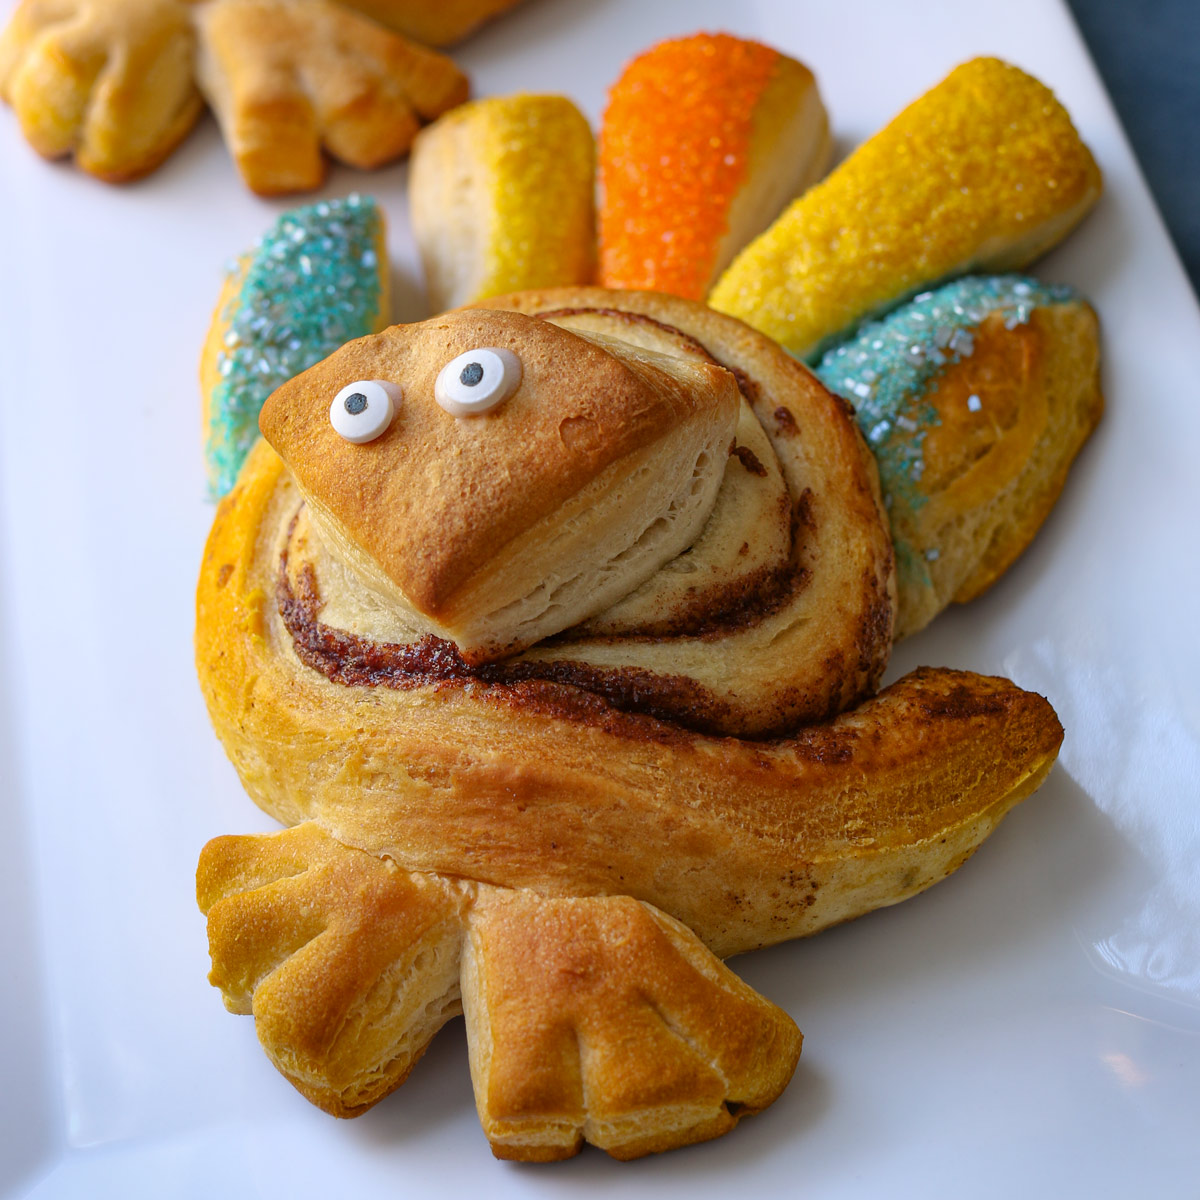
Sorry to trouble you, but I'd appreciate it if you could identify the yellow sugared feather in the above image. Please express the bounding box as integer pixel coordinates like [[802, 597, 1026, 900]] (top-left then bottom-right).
[[410, 93, 596, 311], [708, 57, 1101, 361]]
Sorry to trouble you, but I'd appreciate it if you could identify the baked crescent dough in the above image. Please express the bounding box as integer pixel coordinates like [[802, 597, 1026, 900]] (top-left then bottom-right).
[[196, 288, 1063, 1158], [709, 57, 1101, 361], [598, 32, 830, 300], [409, 93, 596, 311], [193, 0, 469, 194], [336, 0, 526, 46], [199, 821, 468, 1116], [260, 307, 744, 665], [199, 822, 803, 1158], [1, 0, 476, 189], [0, 0, 203, 180], [813, 276, 1104, 638], [258, 295, 894, 733], [461, 288, 896, 734]]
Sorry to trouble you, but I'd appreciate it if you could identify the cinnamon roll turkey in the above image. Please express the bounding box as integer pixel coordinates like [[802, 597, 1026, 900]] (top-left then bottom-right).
[[196, 287, 1063, 1160]]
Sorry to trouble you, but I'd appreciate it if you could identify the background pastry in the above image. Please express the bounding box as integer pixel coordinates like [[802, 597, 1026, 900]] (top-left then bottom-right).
[[409, 93, 595, 311], [0, 0, 202, 181], [598, 32, 830, 300], [814, 275, 1104, 638], [337, 0, 526, 46], [194, 0, 468, 194], [709, 57, 1102, 361], [0, 0, 476, 190]]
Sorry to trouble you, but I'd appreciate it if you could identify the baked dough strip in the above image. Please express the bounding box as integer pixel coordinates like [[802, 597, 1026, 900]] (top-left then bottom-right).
[[199, 823, 802, 1160], [198, 435, 1061, 959]]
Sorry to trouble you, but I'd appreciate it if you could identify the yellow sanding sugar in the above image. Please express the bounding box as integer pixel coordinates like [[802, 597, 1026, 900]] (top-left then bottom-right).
[[708, 57, 1101, 361], [473, 94, 596, 299]]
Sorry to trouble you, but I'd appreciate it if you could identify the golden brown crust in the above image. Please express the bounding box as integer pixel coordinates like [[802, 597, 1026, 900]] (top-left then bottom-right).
[[256, 288, 895, 732], [951, 302, 1104, 600], [553, 310, 791, 638], [193, 0, 468, 195], [336, 0, 525, 46], [199, 824, 800, 1157], [259, 307, 741, 658], [0, 0, 203, 181], [890, 299, 1104, 636], [466, 288, 894, 734], [261, 287, 892, 734], [196, 287, 1065, 1154], [198, 438, 1062, 958], [1, 0, 473, 189], [199, 821, 467, 1116], [462, 888, 801, 1161]]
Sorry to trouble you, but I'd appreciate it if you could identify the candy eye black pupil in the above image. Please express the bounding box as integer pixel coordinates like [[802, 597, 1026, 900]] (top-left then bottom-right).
[[343, 392, 368, 415], [460, 362, 484, 387]]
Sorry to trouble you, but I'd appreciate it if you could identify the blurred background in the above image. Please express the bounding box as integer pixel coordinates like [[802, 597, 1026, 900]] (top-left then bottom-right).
[[1066, 0, 1199, 295]]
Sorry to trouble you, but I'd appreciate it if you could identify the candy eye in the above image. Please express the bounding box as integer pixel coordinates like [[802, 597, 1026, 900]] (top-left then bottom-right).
[[435, 348, 522, 417], [329, 379, 400, 443]]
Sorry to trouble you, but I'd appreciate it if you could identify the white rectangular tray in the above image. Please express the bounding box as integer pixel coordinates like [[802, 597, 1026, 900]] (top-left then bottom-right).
[[2, 0, 1198, 1195]]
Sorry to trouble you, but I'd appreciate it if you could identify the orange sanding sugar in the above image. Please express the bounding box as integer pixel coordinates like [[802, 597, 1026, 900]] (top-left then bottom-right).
[[598, 33, 780, 301]]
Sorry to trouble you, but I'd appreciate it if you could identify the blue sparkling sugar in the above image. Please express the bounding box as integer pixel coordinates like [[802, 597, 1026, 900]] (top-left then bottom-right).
[[205, 194, 384, 497], [815, 275, 1077, 508], [813, 274, 1078, 589]]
